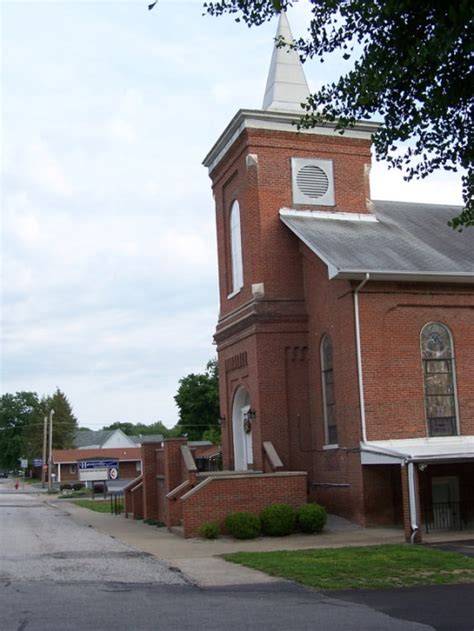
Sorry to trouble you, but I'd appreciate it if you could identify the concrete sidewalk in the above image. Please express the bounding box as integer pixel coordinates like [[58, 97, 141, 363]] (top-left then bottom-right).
[[39, 495, 408, 587]]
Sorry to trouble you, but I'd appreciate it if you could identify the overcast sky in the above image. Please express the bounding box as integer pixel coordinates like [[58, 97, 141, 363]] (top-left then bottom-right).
[[1, 0, 464, 429]]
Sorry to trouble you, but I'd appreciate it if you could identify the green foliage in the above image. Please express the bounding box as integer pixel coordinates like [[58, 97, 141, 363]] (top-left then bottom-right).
[[199, 521, 220, 539], [226, 511, 261, 539], [202, 426, 221, 445], [204, 1, 473, 229], [74, 499, 121, 513], [46, 389, 78, 450], [296, 503, 327, 534], [260, 504, 295, 537], [0, 392, 43, 469], [102, 419, 181, 438], [174, 358, 220, 441]]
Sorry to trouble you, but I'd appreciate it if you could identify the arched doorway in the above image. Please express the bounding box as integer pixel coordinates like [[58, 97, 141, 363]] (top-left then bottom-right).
[[232, 386, 253, 470]]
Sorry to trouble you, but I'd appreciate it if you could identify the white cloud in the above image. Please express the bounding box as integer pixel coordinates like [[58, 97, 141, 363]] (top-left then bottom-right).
[[1, 0, 464, 429]]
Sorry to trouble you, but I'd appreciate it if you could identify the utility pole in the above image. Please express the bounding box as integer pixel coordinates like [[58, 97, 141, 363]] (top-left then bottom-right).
[[47, 409, 55, 491], [41, 416, 47, 489]]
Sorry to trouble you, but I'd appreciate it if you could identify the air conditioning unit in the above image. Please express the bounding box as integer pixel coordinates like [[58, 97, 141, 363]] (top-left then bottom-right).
[[291, 158, 335, 206]]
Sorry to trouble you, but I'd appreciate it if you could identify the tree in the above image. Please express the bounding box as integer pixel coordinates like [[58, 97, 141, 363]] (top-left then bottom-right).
[[204, 1, 473, 229], [0, 392, 43, 469], [44, 388, 78, 450], [174, 359, 220, 441], [102, 420, 178, 437]]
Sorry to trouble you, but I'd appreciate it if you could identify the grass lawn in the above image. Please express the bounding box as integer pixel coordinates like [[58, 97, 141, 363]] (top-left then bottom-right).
[[223, 544, 474, 590], [73, 499, 122, 513]]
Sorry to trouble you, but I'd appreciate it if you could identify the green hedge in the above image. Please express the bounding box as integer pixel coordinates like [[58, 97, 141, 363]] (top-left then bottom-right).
[[226, 511, 261, 539], [296, 503, 327, 534], [260, 504, 295, 537]]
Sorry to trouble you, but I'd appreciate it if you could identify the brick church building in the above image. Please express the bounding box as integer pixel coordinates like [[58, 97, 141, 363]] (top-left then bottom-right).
[[203, 14, 474, 541]]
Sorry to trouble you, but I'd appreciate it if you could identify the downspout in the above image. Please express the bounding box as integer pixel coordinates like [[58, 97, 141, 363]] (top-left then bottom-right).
[[354, 273, 370, 444], [407, 461, 419, 544]]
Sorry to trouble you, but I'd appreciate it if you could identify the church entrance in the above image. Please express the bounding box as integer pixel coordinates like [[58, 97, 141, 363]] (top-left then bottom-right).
[[232, 386, 253, 470]]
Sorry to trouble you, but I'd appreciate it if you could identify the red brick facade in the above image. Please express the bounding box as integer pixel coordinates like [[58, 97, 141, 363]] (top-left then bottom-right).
[[208, 114, 474, 541]]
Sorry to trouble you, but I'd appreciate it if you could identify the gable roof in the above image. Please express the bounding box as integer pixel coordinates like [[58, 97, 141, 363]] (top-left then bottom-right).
[[280, 201, 473, 282], [73, 430, 114, 448]]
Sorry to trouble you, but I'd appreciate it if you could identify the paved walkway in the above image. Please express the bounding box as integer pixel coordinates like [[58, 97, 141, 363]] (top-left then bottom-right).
[[37, 493, 474, 587]]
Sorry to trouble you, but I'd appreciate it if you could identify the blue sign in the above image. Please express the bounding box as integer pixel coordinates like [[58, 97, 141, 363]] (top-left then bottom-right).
[[79, 460, 118, 470], [32, 458, 43, 467]]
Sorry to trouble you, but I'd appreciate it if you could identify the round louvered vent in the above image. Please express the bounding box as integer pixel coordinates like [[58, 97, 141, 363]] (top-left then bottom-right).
[[296, 165, 329, 199]]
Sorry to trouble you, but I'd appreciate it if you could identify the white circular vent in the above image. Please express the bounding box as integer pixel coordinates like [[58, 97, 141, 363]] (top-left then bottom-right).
[[296, 165, 329, 199]]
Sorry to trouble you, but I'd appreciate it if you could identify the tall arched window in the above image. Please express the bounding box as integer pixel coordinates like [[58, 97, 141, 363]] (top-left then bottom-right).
[[229, 200, 243, 294], [420, 322, 459, 437], [321, 334, 337, 445]]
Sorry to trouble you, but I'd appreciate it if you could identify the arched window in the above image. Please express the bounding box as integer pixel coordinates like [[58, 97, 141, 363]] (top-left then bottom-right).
[[229, 200, 243, 294], [321, 334, 337, 445], [420, 322, 459, 437]]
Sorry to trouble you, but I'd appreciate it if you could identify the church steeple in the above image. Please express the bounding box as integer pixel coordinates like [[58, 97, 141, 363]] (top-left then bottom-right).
[[262, 13, 310, 112]]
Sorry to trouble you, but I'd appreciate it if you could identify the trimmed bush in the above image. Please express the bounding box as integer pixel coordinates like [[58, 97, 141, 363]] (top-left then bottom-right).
[[199, 521, 220, 539], [60, 483, 72, 491], [260, 503, 295, 537], [72, 482, 85, 491], [296, 503, 327, 534], [226, 511, 261, 539]]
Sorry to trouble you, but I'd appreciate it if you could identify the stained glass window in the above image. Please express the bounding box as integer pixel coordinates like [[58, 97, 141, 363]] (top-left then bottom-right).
[[421, 322, 458, 437]]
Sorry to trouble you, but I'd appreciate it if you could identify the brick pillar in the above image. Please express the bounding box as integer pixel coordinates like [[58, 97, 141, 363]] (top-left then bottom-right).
[[163, 438, 188, 527], [142, 442, 161, 521], [401, 462, 422, 543]]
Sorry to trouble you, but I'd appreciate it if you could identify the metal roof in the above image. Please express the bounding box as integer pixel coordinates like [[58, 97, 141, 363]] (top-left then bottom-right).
[[280, 201, 474, 282], [361, 437, 474, 465]]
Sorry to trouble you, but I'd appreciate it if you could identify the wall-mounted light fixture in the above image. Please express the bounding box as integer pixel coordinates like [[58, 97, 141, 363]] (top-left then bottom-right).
[[418, 463, 427, 472], [219, 415, 226, 426]]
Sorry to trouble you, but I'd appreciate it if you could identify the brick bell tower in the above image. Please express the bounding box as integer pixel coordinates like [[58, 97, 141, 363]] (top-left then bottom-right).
[[203, 13, 377, 474]]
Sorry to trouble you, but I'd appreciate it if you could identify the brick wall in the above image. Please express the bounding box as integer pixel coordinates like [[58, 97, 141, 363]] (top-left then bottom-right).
[[359, 284, 474, 439], [181, 471, 307, 538]]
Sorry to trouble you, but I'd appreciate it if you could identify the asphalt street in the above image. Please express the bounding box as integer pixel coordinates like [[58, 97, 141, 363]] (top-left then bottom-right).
[[0, 481, 473, 630]]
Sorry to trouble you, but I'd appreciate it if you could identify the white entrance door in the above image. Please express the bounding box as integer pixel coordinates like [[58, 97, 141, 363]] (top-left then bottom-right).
[[232, 388, 253, 470], [432, 476, 460, 529]]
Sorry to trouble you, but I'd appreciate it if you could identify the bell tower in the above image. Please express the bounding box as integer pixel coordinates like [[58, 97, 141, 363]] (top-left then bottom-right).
[[204, 13, 376, 474]]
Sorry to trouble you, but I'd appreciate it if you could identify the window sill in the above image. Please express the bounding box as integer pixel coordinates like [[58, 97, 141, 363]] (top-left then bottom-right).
[[227, 288, 242, 300], [323, 444, 339, 450]]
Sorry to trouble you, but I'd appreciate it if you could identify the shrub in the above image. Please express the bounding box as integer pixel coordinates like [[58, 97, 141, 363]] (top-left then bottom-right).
[[72, 482, 85, 491], [199, 521, 220, 539], [226, 511, 261, 539], [296, 503, 327, 534], [60, 483, 72, 491], [260, 504, 295, 537]]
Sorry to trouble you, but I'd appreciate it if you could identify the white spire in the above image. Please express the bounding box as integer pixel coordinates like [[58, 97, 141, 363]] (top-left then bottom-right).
[[262, 13, 310, 112]]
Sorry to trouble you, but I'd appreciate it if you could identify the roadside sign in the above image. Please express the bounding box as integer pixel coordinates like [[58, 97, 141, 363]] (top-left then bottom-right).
[[33, 458, 43, 467], [20, 459, 28, 469], [78, 460, 119, 482]]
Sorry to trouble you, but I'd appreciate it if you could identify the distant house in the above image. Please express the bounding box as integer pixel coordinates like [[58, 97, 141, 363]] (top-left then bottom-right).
[[52, 447, 142, 484], [51, 429, 165, 484]]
